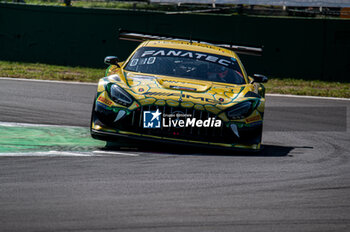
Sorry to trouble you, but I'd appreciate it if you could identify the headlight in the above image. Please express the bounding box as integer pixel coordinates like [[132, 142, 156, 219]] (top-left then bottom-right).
[[109, 84, 133, 107], [226, 101, 255, 120]]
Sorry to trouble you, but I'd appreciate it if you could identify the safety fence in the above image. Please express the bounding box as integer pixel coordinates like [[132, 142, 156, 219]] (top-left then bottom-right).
[[4, 0, 350, 17], [0, 2, 349, 81]]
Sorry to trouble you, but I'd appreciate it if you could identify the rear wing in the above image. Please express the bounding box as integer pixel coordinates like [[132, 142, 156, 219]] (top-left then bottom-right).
[[118, 30, 263, 56]]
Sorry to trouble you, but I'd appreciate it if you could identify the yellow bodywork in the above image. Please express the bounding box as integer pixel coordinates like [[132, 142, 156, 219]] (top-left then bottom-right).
[[92, 40, 266, 151]]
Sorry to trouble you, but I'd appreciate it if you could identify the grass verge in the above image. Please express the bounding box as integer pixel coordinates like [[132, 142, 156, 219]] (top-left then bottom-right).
[[0, 60, 349, 98], [4, 0, 203, 11], [0, 61, 104, 82], [266, 78, 349, 98]]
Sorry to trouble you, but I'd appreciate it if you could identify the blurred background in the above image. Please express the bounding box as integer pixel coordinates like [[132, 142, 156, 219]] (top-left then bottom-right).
[[0, 0, 349, 82]]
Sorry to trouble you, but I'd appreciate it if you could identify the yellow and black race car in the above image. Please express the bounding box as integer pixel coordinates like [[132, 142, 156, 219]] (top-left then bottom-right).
[[91, 31, 267, 151]]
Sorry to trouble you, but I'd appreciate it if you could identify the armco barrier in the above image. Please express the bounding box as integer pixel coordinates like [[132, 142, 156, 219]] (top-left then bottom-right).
[[0, 3, 349, 81]]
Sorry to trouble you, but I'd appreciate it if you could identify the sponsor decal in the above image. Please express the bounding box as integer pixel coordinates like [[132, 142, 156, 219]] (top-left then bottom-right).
[[139, 48, 235, 68], [143, 109, 222, 128], [144, 91, 222, 104], [169, 85, 197, 91], [98, 96, 113, 106], [162, 80, 191, 84]]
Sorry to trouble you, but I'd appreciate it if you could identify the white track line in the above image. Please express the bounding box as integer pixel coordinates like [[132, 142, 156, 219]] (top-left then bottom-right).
[[93, 150, 139, 156], [0, 151, 100, 157], [266, 93, 350, 101], [0, 77, 97, 86], [0, 121, 85, 128], [1, 77, 349, 101]]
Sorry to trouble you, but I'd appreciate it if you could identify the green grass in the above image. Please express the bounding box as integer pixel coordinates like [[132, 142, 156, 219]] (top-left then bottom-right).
[[266, 78, 349, 98], [4, 0, 196, 11], [0, 60, 349, 98], [0, 60, 104, 82]]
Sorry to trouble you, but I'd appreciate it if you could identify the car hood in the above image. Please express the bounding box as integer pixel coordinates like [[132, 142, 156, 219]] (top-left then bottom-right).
[[120, 71, 251, 111]]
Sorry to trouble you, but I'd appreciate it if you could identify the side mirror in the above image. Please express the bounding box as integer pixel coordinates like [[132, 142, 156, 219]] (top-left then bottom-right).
[[252, 74, 268, 83], [104, 56, 120, 67]]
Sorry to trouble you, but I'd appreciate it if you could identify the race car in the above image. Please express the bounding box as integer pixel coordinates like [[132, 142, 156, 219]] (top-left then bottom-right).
[[90, 31, 267, 151]]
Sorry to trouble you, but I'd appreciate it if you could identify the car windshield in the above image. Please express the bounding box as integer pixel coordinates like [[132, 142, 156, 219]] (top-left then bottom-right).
[[124, 47, 246, 84]]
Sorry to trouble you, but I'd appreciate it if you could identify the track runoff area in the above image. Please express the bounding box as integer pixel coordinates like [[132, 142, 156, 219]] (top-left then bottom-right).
[[0, 78, 349, 232], [0, 78, 350, 156]]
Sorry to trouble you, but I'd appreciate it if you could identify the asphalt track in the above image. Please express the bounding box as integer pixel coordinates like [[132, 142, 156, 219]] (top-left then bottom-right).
[[0, 78, 349, 232]]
